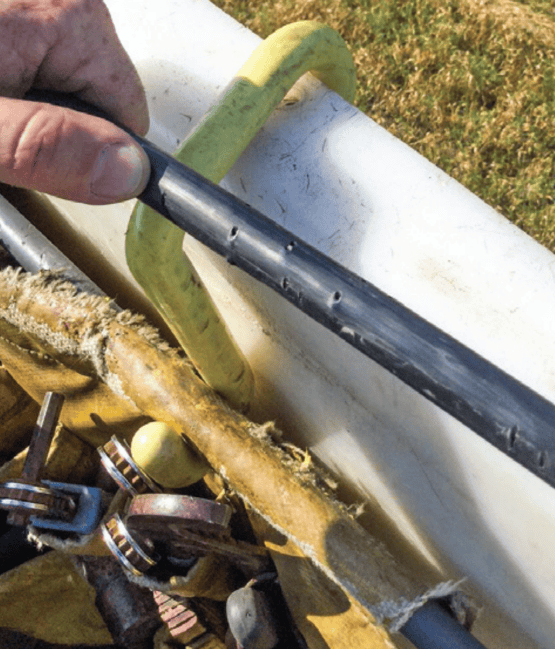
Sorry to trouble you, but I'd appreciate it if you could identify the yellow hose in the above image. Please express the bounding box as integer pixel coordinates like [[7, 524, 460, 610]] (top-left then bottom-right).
[[125, 21, 356, 411]]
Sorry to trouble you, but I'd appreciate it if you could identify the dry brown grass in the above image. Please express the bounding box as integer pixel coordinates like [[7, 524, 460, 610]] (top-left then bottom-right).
[[212, 0, 555, 250]]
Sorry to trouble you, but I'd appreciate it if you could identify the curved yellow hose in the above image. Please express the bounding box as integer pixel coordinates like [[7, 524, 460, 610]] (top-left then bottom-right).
[[125, 21, 356, 411]]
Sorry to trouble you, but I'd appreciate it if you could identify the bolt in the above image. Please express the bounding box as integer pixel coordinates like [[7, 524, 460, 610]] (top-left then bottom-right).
[[7, 392, 64, 526]]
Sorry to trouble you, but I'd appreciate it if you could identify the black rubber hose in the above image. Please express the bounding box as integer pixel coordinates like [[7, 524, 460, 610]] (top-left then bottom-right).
[[145, 138, 555, 491], [400, 601, 487, 649], [23, 90, 555, 492]]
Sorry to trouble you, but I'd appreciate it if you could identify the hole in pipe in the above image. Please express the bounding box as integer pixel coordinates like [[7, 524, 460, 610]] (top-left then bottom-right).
[[507, 426, 518, 450]]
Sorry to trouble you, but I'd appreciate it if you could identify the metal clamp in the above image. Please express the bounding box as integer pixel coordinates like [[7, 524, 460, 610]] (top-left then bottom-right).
[[98, 435, 162, 495], [0, 392, 108, 534], [0, 392, 74, 527], [101, 493, 272, 577], [101, 512, 160, 577], [31, 481, 106, 535], [126, 493, 272, 574]]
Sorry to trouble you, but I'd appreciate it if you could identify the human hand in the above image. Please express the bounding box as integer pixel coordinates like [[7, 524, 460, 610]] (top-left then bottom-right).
[[0, 0, 150, 204]]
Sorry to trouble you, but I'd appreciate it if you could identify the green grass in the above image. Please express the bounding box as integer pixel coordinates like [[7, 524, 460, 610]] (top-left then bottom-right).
[[212, 0, 555, 250]]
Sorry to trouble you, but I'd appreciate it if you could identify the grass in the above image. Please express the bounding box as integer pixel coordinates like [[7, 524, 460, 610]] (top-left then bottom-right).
[[211, 0, 555, 250]]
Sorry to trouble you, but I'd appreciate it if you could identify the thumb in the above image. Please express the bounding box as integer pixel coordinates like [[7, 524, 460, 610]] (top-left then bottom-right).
[[0, 97, 150, 205]]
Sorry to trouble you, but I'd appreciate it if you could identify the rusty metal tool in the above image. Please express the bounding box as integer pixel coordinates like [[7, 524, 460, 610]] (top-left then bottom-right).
[[127, 493, 232, 533], [126, 494, 272, 574], [153, 590, 206, 641], [98, 436, 162, 496], [0, 392, 74, 527], [0, 392, 107, 533], [101, 493, 271, 577], [154, 591, 229, 648], [20, 392, 65, 484], [31, 480, 106, 535], [160, 527, 272, 574], [101, 493, 233, 578], [77, 555, 162, 649], [101, 512, 160, 577], [100, 509, 199, 579]]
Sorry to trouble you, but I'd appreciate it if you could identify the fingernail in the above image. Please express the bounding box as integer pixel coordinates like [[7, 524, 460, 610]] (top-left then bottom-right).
[[90, 143, 149, 200]]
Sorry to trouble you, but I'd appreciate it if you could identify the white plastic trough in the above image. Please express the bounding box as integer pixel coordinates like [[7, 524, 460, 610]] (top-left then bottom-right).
[[42, 1, 555, 647]]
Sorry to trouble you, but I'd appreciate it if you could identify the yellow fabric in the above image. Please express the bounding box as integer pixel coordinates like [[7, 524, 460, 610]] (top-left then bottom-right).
[[0, 366, 38, 459], [0, 552, 113, 645], [0, 268, 434, 648], [0, 423, 99, 484]]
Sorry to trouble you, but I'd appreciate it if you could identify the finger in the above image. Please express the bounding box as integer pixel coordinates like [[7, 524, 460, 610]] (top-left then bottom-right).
[[0, 0, 149, 135], [0, 97, 150, 204], [37, 0, 150, 135]]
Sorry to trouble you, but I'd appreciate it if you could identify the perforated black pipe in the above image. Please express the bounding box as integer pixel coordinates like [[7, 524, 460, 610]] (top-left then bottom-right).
[[140, 136, 555, 492], [25, 90, 555, 493]]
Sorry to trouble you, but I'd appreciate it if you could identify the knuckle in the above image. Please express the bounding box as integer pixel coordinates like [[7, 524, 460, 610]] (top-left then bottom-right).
[[4, 106, 67, 184]]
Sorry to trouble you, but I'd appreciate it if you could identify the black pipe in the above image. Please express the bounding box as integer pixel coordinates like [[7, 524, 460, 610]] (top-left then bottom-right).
[[400, 601, 487, 649], [143, 138, 555, 491], [24, 90, 555, 492]]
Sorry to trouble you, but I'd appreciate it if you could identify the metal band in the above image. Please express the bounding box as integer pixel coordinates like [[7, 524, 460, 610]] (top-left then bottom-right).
[[0, 498, 49, 513], [101, 514, 158, 577], [0, 481, 75, 520], [101, 523, 145, 577], [113, 514, 158, 567], [97, 446, 137, 495], [109, 437, 161, 493], [98, 437, 161, 495], [2, 482, 55, 495]]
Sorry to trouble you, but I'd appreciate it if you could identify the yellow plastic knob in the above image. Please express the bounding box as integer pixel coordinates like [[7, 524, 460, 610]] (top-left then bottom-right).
[[130, 422, 208, 488]]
